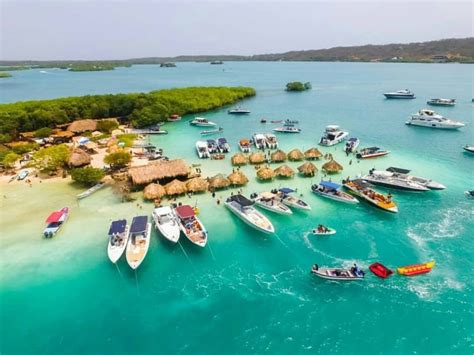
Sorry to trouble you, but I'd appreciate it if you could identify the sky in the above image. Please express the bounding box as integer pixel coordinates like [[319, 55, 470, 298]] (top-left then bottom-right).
[[0, 0, 472, 60]]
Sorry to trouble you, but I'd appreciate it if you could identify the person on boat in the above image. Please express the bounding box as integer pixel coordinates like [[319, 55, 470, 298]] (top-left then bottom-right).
[[387, 193, 393, 203]]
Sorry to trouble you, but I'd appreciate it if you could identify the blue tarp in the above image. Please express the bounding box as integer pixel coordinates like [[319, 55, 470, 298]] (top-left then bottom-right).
[[279, 188, 295, 194], [320, 181, 341, 190], [108, 219, 127, 235], [130, 216, 148, 233]]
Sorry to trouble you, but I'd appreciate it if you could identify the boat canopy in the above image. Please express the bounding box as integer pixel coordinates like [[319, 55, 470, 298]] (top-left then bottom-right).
[[108, 219, 127, 235], [279, 187, 295, 194], [130, 216, 148, 233], [176, 205, 195, 219], [46, 210, 66, 223], [387, 167, 411, 174], [154, 206, 172, 215], [240, 139, 250, 145], [351, 179, 372, 188], [320, 181, 341, 190], [260, 192, 276, 199], [228, 194, 254, 206], [207, 139, 216, 144]]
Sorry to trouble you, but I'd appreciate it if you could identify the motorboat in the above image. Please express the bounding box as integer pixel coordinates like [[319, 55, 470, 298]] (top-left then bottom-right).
[[273, 125, 301, 133], [77, 182, 105, 199], [311, 225, 336, 235], [107, 219, 129, 263], [224, 194, 275, 234], [217, 137, 230, 153], [356, 147, 390, 159], [175, 205, 208, 247], [383, 89, 415, 99], [250, 192, 293, 215], [239, 138, 251, 153], [252, 134, 266, 149], [369, 262, 393, 279], [260, 118, 267, 123], [201, 127, 223, 136], [311, 181, 359, 204], [18, 170, 29, 180], [43, 207, 69, 238], [397, 261, 435, 276], [406, 109, 465, 129], [228, 107, 250, 114], [270, 120, 283, 124], [126, 216, 152, 270], [465, 191, 474, 199], [343, 179, 398, 213], [463, 145, 474, 153], [167, 114, 182, 122], [362, 167, 445, 191], [427, 98, 455, 107], [195, 141, 210, 159], [284, 119, 299, 125], [264, 133, 278, 149], [273, 188, 311, 211], [311, 263, 365, 281], [344, 138, 360, 153], [152, 206, 180, 243], [190, 117, 217, 127], [319, 125, 349, 146], [206, 139, 219, 154]]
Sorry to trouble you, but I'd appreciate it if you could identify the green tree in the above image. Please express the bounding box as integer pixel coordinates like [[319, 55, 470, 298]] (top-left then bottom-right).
[[96, 119, 119, 133], [286, 82, 309, 92], [104, 151, 131, 169], [34, 127, 53, 138], [2, 152, 20, 169], [71, 166, 105, 186], [32, 144, 70, 173]]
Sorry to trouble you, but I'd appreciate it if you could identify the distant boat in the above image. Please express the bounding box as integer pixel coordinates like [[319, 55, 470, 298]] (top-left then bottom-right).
[[427, 98, 455, 106], [356, 147, 390, 159], [201, 127, 223, 136], [239, 138, 251, 153], [228, 107, 250, 114], [126, 216, 152, 270], [77, 182, 105, 200], [175, 205, 208, 247], [344, 138, 360, 153], [383, 89, 415, 99], [18, 170, 29, 180], [225, 194, 275, 234], [152, 206, 180, 243], [190, 117, 217, 127], [168, 114, 182, 122], [217, 137, 230, 153], [210, 60, 223, 65], [465, 190, 474, 199], [463, 145, 474, 153], [43, 207, 69, 238], [273, 126, 301, 133], [107, 219, 129, 263], [311, 263, 365, 281], [406, 109, 465, 129]]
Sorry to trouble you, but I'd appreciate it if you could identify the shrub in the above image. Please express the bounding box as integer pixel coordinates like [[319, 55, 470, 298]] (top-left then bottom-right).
[[34, 127, 53, 138], [2, 152, 20, 169], [286, 81, 311, 92], [104, 151, 131, 169], [32, 144, 70, 173], [71, 166, 105, 186], [97, 120, 119, 133]]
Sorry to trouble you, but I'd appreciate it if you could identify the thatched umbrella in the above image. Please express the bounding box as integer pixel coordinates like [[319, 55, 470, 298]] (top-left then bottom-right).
[[288, 149, 304, 161], [67, 119, 97, 133], [208, 174, 231, 190], [298, 162, 318, 177], [322, 159, 343, 174], [165, 179, 188, 195], [257, 166, 275, 180], [143, 183, 166, 200], [249, 152, 266, 164], [68, 148, 91, 167], [304, 147, 323, 160], [231, 153, 248, 166], [186, 177, 209, 193], [228, 171, 249, 186], [270, 149, 287, 163], [274, 164, 295, 178]]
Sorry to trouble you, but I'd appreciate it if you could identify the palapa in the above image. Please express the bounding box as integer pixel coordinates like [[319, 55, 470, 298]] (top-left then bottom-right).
[[165, 179, 188, 196], [304, 147, 323, 160], [288, 149, 304, 161], [256, 166, 275, 180], [143, 183, 166, 200], [129, 159, 190, 185], [298, 161, 318, 176], [227, 171, 249, 186], [68, 148, 91, 167], [274, 164, 295, 178], [67, 119, 97, 133], [231, 153, 248, 166], [186, 177, 209, 193], [249, 152, 266, 164], [322, 159, 343, 174], [270, 149, 287, 163], [208, 174, 230, 190]]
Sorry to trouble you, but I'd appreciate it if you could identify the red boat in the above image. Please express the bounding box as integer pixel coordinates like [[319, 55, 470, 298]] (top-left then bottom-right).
[[369, 262, 393, 279], [356, 147, 390, 159]]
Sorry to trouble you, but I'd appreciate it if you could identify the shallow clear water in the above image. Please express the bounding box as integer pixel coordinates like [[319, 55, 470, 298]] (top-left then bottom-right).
[[1, 62, 473, 354]]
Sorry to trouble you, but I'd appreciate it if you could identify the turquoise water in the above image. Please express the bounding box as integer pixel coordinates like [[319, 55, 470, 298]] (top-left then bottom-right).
[[1, 62, 473, 354]]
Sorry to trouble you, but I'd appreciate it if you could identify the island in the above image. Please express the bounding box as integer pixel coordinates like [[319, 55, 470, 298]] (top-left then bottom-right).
[[0, 72, 12, 78], [160, 62, 177, 67], [286, 81, 311, 92]]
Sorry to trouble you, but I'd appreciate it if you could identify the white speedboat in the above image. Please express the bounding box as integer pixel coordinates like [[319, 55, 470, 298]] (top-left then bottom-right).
[[356, 147, 390, 159], [311, 264, 365, 281], [175, 205, 208, 247], [201, 127, 223, 136], [311, 181, 359, 204], [126, 216, 152, 270], [465, 191, 474, 199], [107, 219, 129, 263], [274, 188, 311, 210], [217, 138, 230, 153], [264, 133, 278, 149], [319, 125, 349, 146], [273, 126, 301, 133], [406, 109, 465, 129], [250, 192, 293, 215], [344, 137, 359, 153], [195, 140, 210, 158], [152, 206, 180, 243], [43, 207, 69, 238], [239, 138, 251, 153], [383, 89, 415, 99], [363, 167, 445, 190], [252, 133, 266, 149], [206, 139, 219, 153], [228, 107, 250, 114], [190, 117, 217, 127], [427, 98, 455, 107], [225, 194, 275, 234], [463, 145, 474, 153]]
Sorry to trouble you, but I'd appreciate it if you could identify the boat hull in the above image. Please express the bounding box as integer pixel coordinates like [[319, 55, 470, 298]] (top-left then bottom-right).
[[384, 94, 415, 99], [405, 121, 464, 129], [225, 203, 275, 234], [254, 200, 293, 215]]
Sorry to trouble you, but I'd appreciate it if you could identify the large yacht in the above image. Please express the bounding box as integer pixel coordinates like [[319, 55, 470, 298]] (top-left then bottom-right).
[[319, 125, 349, 146], [362, 167, 446, 190], [406, 109, 465, 129], [383, 89, 415, 99], [225, 194, 275, 234]]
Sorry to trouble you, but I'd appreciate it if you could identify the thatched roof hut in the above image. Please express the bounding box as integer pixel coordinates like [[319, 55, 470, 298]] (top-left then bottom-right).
[[165, 179, 187, 196], [208, 174, 230, 190], [67, 119, 97, 133], [270, 149, 287, 163], [288, 149, 304, 161], [129, 159, 190, 185], [68, 148, 91, 167], [304, 147, 323, 160], [228, 171, 249, 186], [322, 159, 343, 174], [231, 153, 248, 166], [257, 166, 275, 180], [249, 152, 266, 164], [274, 164, 295, 178], [186, 177, 209, 193], [298, 162, 318, 177], [143, 183, 166, 200]]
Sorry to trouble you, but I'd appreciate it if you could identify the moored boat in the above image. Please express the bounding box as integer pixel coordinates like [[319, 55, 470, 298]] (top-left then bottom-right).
[[369, 262, 393, 279], [264, 133, 278, 149], [383, 89, 415, 99], [228, 107, 250, 114], [397, 261, 435, 276], [207, 139, 219, 153], [345, 137, 360, 153], [273, 125, 301, 133], [18, 170, 29, 180], [152, 206, 180, 243], [464, 191, 474, 199], [167, 114, 182, 122], [427, 98, 455, 106], [77, 182, 105, 199], [406, 109, 465, 129], [190, 117, 217, 127], [126, 216, 152, 270], [311, 181, 359, 204], [239, 138, 251, 153], [217, 137, 230, 153], [463, 145, 474, 153], [175, 205, 208, 247], [362, 167, 444, 191], [343, 179, 398, 213], [225, 194, 275, 234], [319, 125, 349, 146], [201, 127, 223, 136], [43, 207, 69, 238], [311, 263, 365, 281], [356, 147, 390, 159], [107, 219, 129, 263], [195, 140, 210, 159], [252, 133, 266, 149], [273, 187, 311, 210], [250, 192, 293, 215]]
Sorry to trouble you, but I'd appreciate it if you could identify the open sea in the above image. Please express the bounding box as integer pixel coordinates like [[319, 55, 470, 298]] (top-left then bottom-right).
[[0, 62, 473, 354]]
